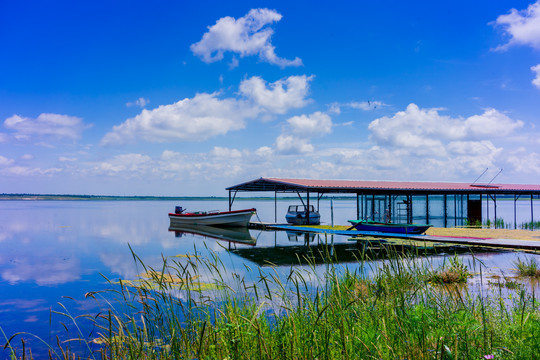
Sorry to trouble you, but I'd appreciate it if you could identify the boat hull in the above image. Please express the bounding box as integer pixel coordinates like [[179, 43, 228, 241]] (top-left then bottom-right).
[[348, 220, 431, 234], [285, 213, 321, 225], [169, 224, 256, 244], [169, 208, 256, 227]]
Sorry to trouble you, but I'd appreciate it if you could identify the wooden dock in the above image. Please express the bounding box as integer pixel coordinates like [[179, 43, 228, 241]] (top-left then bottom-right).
[[260, 224, 540, 251]]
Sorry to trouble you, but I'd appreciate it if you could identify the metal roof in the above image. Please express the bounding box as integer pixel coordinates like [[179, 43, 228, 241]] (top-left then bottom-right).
[[227, 177, 540, 195]]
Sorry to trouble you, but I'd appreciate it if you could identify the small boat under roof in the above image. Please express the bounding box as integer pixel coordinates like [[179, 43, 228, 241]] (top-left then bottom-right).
[[285, 205, 321, 225], [169, 207, 256, 227], [348, 219, 432, 235]]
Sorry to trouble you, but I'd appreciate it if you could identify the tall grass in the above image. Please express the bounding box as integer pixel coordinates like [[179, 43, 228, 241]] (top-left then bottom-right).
[[5, 244, 540, 359], [521, 221, 540, 230]]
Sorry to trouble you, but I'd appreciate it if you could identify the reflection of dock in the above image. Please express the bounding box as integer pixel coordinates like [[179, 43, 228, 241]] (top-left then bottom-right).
[[230, 232, 494, 266], [169, 225, 256, 246], [268, 225, 540, 251]]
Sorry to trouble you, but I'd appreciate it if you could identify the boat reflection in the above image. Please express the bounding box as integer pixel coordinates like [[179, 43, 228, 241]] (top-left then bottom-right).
[[230, 231, 501, 266], [169, 224, 256, 246]]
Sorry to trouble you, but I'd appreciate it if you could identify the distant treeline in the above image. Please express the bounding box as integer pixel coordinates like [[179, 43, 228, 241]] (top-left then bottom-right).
[[0, 194, 357, 201]]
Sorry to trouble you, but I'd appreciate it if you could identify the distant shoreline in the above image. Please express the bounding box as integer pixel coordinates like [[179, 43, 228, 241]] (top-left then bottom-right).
[[0, 194, 357, 201]]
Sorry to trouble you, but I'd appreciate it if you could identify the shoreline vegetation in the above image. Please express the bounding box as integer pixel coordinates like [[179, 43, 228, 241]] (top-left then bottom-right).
[[5, 246, 540, 359]]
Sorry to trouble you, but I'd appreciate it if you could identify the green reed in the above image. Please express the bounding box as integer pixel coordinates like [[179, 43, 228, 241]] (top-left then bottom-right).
[[6, 243, 540, 359], [521, 221, 540, 230], [514, 257, 540, 277]]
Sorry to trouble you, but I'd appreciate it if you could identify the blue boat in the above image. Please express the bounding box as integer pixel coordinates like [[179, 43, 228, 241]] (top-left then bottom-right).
[[347, 219, 432, 234], [285, 205, 321, 225]]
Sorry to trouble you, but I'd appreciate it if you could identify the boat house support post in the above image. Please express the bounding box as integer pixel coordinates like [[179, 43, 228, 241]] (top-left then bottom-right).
[[454, 194, 457, 227], [356, 193, 360, 220], [407, 194, 413, 224], [388, 195, 392, 223], [371, 195, 375, 221], [425, 194, 429, 224], [486, 193, 489, 225], [364, 195, 368, 220], [461, 194, 464, 225], [494, 194, 497, 227], [295, 191, 306, 207], [228, 190, 238, 211], [514, 194, 520, 229], [532, 194, 535, 228], [444, 194, 448, 227], [306, 190, 311, 225], [317, 192, 324, 211], [274, 191, 277, 223]]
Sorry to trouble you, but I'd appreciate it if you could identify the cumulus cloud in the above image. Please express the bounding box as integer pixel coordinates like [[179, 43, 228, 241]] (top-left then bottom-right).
[[328, 100, 386, 114], [0, 155, 14, 166], [126, 97, 150, 108], [92, 154, 153, 175], [287, 111, 332, 137], [369, 104, 523, 148], [447, 140, 500, 156], [211, 146, 243, 159], [532, 64, 540, 88], [239, 75, 312, 114], [347, 101, 386, 110], [492, 1, 540, 50], [275, 134, 314, 154], [0, 166, 62, 176], [190, 8, 302, 67], [102, 93, 256, 145], [102, 75, 312, 145], [3, 113, 87, 141]]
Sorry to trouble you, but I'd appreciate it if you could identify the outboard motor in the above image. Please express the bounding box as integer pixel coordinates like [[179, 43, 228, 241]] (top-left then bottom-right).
[[175, 206, 185, 214]]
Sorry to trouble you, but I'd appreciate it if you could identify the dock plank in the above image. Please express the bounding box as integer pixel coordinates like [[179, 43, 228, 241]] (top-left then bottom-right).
[[268, 225, 540, 250]]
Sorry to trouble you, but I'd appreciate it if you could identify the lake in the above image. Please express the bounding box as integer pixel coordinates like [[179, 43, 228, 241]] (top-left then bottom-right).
[[0, 198, 539, 358]]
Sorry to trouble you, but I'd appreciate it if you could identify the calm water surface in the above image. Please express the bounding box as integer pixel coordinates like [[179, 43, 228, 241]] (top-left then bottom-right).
[[0, 199, 538, 358]]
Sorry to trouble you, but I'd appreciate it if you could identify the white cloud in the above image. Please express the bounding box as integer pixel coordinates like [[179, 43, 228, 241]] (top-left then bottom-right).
[[0, 133, 7, 142], [493, 1, 540, 50], [506, 151, 540, 174], [447, 140, 500, 156], [101, 93, 256, 145], [20, 154, 33, 160], [93, 154, 152, 175], [210, 146, 243, 159], [3, 113, 87, 141], [0, 155, 14, 166], [255, 146, 273, 157], [190, 8, 302, 68], [239, 75, 312, 114], [327, 100, 386, 115], [126, 97, 150, 108], [59, 156, 77, 162], [463, 108, 523, 138], [0, 166, 62, 176], [532, 64, 540, 89], [103, 75, 312, 145], [275, 134, 314, 154], [348, 101, 386, 110], [287, 111, 332, 137], [368, 104, 523, 148]]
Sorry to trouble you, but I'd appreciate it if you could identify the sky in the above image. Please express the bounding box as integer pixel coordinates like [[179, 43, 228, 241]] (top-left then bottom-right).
[[1, 0, 540, 196]]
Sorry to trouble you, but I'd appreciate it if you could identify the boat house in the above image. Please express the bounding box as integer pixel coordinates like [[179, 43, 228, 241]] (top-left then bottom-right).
[[226, 178, 540, 227]]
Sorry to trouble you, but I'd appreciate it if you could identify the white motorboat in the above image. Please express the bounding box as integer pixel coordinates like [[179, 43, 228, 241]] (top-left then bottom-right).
[[168, 207, 256, 227]]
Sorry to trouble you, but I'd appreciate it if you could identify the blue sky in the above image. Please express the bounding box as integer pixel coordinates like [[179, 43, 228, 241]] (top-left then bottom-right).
[[1, 0, 539, 196]]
